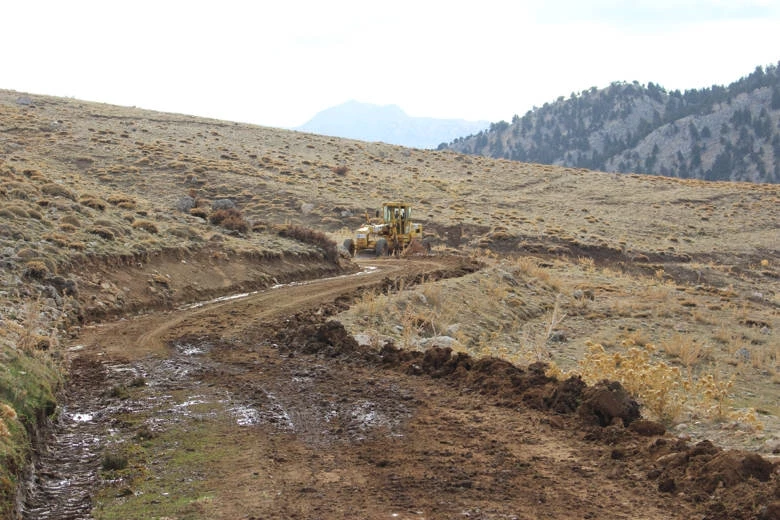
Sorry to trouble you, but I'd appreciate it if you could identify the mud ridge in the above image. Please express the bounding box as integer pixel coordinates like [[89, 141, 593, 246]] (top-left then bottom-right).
[[267, 314, 780, 519], [71, 248, 352, 323]]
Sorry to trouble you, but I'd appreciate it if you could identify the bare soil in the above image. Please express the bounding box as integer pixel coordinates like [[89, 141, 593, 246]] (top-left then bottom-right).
[[23, 256, 779, 520]]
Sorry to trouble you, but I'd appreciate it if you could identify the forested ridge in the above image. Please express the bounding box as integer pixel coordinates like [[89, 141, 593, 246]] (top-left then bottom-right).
[[443, 63, 780, 183]]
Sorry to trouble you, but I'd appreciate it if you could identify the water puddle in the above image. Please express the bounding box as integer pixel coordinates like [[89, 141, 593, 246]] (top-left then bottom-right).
[[22, 320, 408, 518], [180, 265, 379, 310], [69, 412, 94, 423]]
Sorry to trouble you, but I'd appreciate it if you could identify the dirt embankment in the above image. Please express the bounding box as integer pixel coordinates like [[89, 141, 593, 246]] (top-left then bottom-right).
[[265, 314, 779, 519], [65, 245, 354, 324], [21, 254, 777, 520]]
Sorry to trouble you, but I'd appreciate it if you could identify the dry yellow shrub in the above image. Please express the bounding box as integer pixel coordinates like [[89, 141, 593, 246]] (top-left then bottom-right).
[[573, 340, 748, 426], [0, 403, 16, 420], [577, 341, 687, 423]]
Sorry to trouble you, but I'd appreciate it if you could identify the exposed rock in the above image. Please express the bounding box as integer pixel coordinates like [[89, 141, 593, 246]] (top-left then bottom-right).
[[415, 336, 458, 349], [211, 199, 236, 211]]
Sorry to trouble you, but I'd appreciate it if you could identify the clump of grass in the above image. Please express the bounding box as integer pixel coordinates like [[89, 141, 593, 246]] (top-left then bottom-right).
[[40, 183, 76, 201], [23, 260, 49, 280], [575, 341, 689, 424], [0, 419, 10, 438], [660, 334, 711, 369], [209, 208, 249, 234], [106, 385, 130, 399], [251, 221, 268, 232], [3, 205, 30, 218], [60, 214, 81, 228], [0, 404, 17, 421], [190, 207, 209, 219], [79, 196, 107, 211], [107, 194, 136, 206], [132, 220, 159, 234], [42, 233, 70, 248], [87, 226, 115, 241], [101, 449, 129, 471], [5, 184, 39, 200]]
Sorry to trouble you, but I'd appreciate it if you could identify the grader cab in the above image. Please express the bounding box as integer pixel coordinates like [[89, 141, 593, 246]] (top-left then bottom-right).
[[344, 202, 423, 256]]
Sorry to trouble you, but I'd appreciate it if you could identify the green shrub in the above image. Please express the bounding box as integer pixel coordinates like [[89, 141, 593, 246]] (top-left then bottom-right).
[[101, 450, 128, 471]]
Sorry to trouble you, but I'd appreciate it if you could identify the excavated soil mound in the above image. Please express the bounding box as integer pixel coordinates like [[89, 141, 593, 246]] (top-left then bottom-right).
[[279, 320, 780, 519], [646, 437, 779, 519], [577, 380, 641, 427]]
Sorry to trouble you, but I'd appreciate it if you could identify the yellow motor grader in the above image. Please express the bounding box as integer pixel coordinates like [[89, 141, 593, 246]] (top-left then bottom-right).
[[344, 202, 424, 256]]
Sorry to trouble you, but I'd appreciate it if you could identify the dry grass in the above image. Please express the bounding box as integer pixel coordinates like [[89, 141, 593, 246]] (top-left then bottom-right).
[[132, 220, 159, 234], [209, 208, 249, 234], [660, 334, 711, 369], [569, 341, 753, 426]]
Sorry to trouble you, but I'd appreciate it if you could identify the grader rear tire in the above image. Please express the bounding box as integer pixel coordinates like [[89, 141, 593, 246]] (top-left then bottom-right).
[[375, 238, 389, 257]]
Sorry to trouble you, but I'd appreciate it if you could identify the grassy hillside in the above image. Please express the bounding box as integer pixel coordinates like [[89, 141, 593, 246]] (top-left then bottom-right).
[[0, 89, 778, 515]]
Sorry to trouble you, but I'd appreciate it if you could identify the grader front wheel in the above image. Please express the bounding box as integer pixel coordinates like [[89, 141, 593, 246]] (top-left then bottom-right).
[[343, 238, 356, 257]]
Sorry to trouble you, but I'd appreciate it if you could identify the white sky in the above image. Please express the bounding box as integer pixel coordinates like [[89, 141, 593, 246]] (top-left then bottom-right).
[[2, 1, 779, 128]]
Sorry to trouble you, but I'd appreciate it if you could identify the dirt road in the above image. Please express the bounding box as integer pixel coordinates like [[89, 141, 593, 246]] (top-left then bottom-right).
[[23, 257, 778, 520]]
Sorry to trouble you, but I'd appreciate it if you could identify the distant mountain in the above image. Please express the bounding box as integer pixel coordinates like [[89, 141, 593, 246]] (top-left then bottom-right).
[[296, 100, 489, 149], [442, 63, 780, 183]]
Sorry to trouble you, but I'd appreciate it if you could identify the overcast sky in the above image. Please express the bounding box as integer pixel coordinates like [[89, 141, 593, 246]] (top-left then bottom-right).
[[3, 1, 779, 128]]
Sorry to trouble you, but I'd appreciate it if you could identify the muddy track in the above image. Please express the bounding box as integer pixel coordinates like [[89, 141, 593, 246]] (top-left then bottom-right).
[[22, 256, 779, 520], [72, 256, 471, 361], [20, 256, 475, 518]]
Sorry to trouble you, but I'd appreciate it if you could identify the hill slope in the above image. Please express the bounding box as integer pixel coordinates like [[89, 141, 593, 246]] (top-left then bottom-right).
[[1, 89, 778, 520], [296, 99, 488, 149], [443, 63, 780, 183]]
